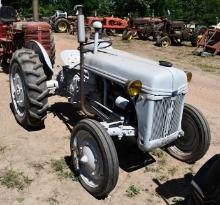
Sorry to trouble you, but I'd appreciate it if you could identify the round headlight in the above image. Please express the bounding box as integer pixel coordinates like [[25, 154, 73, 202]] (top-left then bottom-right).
[[126, 80, 142, 96]]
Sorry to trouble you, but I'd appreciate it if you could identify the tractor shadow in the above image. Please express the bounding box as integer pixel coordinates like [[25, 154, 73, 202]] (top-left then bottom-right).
[[48, 102, 83, 132], [153, 174, 193, 205], [113, 137, 156, 172], [49, 102, 194, 201], [48, 102, 155, 172]]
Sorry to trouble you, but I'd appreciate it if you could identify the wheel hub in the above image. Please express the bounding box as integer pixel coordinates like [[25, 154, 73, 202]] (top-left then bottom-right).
[[80, 146, 96, 172], [162, 40, 169, 47], [72, 132, 104, 188], [13, 74, 24, 107], [58, 22, 67, 32]]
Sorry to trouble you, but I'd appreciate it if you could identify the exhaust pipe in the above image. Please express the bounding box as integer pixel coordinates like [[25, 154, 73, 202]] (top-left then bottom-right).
[[74, 5, 94, 117]]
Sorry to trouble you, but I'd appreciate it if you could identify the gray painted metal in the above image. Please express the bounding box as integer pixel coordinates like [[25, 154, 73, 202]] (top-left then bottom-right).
[[77, 15, 85, 43], [60, 47, 188, 151], [84, 48, 187, 96]]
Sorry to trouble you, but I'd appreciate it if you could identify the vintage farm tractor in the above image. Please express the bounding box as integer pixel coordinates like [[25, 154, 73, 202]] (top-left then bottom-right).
[[50, 10, 77, 33], [0, 6, 55, 71], [155, 19, 205, 47], [9, 5, 211, 197], [122, 17, 163, 40], [86, 16, 128, 35], [193, 25, 220, 56]]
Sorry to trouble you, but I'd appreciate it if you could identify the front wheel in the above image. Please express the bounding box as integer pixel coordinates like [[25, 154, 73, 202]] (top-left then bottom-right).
[[70, 119, 119, 197], [167, 104, 211, 163]]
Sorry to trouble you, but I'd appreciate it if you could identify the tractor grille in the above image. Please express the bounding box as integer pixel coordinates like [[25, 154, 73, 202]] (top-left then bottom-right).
[[150, 94, 184, 141]]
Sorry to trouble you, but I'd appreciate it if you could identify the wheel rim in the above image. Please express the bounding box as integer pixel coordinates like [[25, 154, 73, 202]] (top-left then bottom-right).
[[10, 64, 25, 117], [169, 112, 199, 156], [162, 40, 169, 47], [58, 22, 67, 32], [72, 130, 104, 188], [128, 34, 133, 40]]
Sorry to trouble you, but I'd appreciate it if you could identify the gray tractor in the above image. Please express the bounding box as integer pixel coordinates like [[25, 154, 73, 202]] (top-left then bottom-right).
[[50, 10, 76, 33], [9, 5, 210, 197]]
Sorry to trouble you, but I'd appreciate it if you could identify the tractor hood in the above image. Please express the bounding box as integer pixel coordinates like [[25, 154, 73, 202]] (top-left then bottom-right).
[[84, 48, 187, 96]]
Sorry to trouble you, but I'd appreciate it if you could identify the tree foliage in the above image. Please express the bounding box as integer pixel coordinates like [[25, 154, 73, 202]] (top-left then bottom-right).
[[3, 0, 220, 25]]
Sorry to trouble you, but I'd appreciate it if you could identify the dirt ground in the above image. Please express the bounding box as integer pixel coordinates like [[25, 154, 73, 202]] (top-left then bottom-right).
[[0, 33, 220, 205]]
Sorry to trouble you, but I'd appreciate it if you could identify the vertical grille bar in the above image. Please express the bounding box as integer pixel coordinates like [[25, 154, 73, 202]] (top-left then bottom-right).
[[150, 94, 184, 141]]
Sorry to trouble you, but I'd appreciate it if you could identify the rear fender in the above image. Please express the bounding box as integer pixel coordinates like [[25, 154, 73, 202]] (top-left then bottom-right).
[[26, 40, 53, 79]]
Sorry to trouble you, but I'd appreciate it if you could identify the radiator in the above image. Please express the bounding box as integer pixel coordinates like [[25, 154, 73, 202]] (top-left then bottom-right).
[[150, 94, 184, 141]]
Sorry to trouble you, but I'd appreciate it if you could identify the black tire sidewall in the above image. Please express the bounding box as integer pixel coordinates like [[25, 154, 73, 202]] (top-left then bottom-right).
[[70, 119, 119, 197], [167, 104, 210, 163], [10, 60, 29, 125], [55, 18, 69, 33]]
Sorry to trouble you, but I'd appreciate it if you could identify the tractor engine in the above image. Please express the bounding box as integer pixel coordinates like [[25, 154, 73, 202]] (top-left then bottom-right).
[[56, 65, 101, 107]]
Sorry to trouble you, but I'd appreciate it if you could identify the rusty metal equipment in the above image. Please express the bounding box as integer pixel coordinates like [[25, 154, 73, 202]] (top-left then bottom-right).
[[50, 10, 77, 33], [193, 27, 220, 56], [122, 17, 162, 40], [0, 6, 55, 71], [86, 16, 128, 35], [155, 19, 204, 47]]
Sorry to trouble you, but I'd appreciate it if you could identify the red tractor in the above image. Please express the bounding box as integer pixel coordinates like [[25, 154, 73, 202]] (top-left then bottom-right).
[[86, 16, 128, 35], [0, 6, 55, 76]]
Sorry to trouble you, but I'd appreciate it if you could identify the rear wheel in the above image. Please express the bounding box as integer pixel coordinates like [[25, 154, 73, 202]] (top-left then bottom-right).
[[50, 33, 56, 66], [70, 119, 119, 197], [54, 18, 69, 33], [156, 36, 171, 47], [167, 104, 211, 163], [122, 30, 133, 40], [137, 31, 148, 40], [9, 49, 48, 129]]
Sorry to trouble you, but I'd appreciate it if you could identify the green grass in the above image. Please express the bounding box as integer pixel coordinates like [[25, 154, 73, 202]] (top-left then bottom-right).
[[16, 197, 25, 203], [0, 145, 7, 154], [30, 162, 45, 172], [126, 185, 141, 197], [197, 63, 219, 72], [0, 169, 32, 190], [168, 167, 178, 176], [50, 159, 78, 181], [172, 197, 184, 203], [47, 197, 59, 205], [151, 149, 165, 158]]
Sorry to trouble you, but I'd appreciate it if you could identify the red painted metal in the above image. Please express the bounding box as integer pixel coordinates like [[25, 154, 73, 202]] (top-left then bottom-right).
[[197, 28, 220, 55], [0, 20, 52, 64], [86, 16, 128, 31]]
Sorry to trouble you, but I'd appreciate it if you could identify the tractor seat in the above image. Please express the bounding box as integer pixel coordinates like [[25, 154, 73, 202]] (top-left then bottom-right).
[[0, 6, 17, 23]]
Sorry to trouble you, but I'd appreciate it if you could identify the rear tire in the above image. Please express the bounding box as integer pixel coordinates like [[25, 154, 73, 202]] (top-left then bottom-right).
[[9, 49, 48, 129], [156, 36, 171, 47], [137, 31, 148, 40], [50, 33, 56, 66], [167, 104, 211, 163], [54, 18, 69, 33], [70, 119, 119, 197], [122, 30, 133, 40]]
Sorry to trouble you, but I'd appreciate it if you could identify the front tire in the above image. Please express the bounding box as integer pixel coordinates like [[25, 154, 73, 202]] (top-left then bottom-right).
[[9, 49, 48, 129], [70, 119, 119, 197], [167, 104, 211, 163]]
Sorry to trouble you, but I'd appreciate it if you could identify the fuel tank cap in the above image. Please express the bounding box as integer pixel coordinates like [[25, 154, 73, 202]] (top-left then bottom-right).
[[159, 60, 173, 67]]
